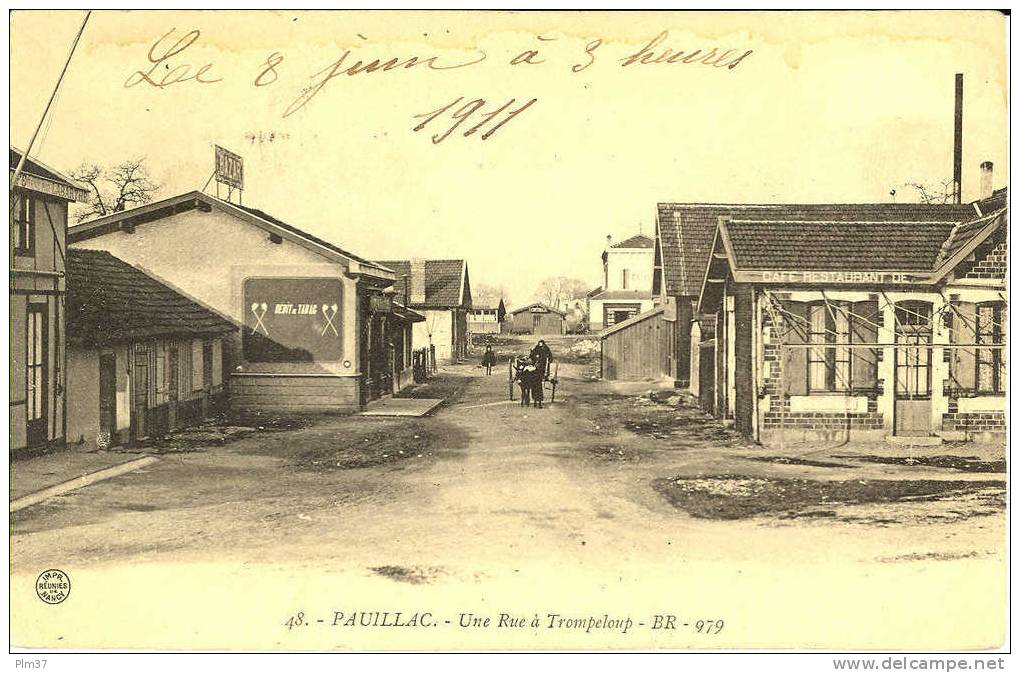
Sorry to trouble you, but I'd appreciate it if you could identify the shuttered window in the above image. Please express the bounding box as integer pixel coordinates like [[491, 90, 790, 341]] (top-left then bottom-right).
[[806, 302, 852, 393]]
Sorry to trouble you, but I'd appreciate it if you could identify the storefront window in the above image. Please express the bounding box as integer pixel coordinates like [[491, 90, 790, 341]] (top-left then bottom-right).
[[807, 302, 852, 393], [976, 302, 1005, 393]]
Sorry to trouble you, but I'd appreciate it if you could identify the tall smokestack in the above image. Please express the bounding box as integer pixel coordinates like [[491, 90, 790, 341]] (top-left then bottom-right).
[[953, 73, 963, 204], [980, 161, 994, 199]]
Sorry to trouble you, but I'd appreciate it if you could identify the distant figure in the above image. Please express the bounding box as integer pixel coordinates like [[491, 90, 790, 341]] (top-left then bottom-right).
[[530, 339, 554, 381], [481, 345, 496, 375]]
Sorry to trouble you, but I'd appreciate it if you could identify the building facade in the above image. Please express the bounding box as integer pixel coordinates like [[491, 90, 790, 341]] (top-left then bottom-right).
[[698, 190, 1007, 446], [508, 303, 566, 335], [467, 303, 504, 335], [9, 147, 89, 453], [377, 259, 472, 363], [587, 234, 656, 332], [68, 191, 419, 414], [65, 249, 236, 449]]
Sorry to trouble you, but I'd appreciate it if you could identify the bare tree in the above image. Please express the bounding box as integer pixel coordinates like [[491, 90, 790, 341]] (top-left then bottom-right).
[[533, 276, 591, 311], [472, 283, 509, 309], [901, 178, 956, 205], [70, 158, 161, 223]]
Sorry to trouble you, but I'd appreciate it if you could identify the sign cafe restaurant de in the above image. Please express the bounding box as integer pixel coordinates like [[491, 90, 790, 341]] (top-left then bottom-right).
[[68, 148, 425, 416], [695, 178, 1008, 446]]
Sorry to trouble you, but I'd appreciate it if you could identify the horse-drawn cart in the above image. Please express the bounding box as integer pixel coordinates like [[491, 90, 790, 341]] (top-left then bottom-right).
[[508, 357, 559, 403]]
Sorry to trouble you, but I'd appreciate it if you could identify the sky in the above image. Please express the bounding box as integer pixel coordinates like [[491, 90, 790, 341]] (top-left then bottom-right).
[[10, 10, 1008, 307]]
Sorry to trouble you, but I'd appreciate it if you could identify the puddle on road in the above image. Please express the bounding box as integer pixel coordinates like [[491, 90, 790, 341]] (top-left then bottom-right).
[[370, 565, 443, 585]]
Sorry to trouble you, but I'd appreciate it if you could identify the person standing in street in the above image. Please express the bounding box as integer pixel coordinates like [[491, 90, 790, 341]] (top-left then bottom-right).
[[530, 339, 554, 381], [481, 345, 496, 375]]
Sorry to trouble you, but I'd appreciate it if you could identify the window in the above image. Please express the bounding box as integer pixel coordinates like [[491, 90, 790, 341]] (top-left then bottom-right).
[[622, 268, 630, 290], [976, 302, 1005, 393], [806, 302, 852, 393], [26, 306, 45, 421], [894, 302, 932, 397], [12, 194, 35, 256]]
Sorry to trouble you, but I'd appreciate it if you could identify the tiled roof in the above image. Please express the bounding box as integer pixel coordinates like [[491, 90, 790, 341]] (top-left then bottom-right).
[[611, 234, 654, 249], [377, 259, 468, 308], [725, 219, 961, 271], [67, 249, 236, 346], [657, 202, 979, 296], [232, 202, 389, 272]]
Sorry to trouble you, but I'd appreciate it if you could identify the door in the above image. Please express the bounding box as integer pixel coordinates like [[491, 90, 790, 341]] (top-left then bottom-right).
[[25, 303, 49, 447], [131, 349, 150, 441], [99, 353, 118, 445], [894, 302, 933, 436]]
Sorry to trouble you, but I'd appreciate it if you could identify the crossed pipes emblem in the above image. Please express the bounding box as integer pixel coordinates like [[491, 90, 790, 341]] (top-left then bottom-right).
[[320, 304, 339, 336], [250, 302, 270, 335]]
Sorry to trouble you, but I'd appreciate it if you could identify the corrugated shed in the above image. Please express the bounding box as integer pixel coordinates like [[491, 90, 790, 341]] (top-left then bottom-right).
[[67, 249, 236, 346]]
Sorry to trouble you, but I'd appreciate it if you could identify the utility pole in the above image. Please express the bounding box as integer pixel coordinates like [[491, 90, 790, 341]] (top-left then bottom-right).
[[10, 11, 91, 191]]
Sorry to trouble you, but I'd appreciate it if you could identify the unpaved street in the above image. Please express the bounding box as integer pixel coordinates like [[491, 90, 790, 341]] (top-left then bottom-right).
[[10, 341, 1008, 649]]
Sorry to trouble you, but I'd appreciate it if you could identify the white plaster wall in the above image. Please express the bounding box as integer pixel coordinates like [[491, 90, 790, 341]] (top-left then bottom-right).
[[71, 208, 361, 377], [604, 248, 654, 292], [413, 310, 454, 362]]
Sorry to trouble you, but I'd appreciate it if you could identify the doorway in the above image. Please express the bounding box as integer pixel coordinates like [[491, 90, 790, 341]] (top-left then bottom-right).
[[894, 302, 933, 436], [25, 303, 49, 447], [131, 348, 150, 441], [99, 353, 118, 446]]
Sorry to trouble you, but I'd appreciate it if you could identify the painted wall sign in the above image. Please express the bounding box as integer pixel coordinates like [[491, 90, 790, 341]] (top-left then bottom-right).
[[242, 277, 343, 362], [11, 171, 89, 202], [742, 270, 931, 285], [215, 145, 244, 190]]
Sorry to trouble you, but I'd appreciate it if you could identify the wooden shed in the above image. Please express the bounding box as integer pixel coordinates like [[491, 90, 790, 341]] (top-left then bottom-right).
[[599, 306, 667, 380], [508, 303, 566, 335]]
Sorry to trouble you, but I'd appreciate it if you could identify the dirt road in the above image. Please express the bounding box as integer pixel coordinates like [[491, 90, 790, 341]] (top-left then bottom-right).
[[10, 354, 1007, 649]]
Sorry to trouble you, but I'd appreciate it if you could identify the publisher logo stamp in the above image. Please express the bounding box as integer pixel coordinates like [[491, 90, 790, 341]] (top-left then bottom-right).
[[36, 569, 70, 604]]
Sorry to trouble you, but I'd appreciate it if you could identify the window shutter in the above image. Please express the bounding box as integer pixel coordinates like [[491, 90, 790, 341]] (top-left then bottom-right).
[[952, 302, 977, 391], [851, 300, 879, 391], [781, 301, 808, 396]]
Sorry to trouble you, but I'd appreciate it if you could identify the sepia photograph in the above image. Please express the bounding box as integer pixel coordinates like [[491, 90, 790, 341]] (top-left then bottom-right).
[[7, 7, 1010, 660]]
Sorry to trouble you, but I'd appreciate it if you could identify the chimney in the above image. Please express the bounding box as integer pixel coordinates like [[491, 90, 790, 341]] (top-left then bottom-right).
[[953, 73, 963, 204], [410, 258, 426, 305], [980, 161, 994, 199]]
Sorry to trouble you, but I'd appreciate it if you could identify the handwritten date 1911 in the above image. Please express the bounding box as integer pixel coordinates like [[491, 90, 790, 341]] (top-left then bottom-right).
[[413, 97, 538, 144]]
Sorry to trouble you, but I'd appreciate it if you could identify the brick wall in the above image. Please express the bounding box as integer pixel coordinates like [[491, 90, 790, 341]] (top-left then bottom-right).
[[941, 400, 1006, 433], [962, 240, 1007, 280]]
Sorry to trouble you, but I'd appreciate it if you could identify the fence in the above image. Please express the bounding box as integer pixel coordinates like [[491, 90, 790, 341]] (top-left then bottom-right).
[[412, 345, 438, 383]]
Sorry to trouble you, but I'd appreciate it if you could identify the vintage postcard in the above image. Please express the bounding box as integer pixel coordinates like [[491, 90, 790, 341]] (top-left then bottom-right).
[[8, 9, 1009, 655]]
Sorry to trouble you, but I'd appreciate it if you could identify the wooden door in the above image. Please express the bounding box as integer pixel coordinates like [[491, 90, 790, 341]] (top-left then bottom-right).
[[131, 349, 150, 441], [99, 353, 117, 444], [894, 303, 933, 436]]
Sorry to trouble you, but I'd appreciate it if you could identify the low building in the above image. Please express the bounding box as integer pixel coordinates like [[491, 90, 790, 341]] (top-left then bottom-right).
[[654, 200, 986, 389], [377, 259, 472, 363], [68, 190, 419, 414], [9, 147, 89, 453], [65, 249, 236, 448], [587, 233, 656, 332], [468, 300, 505, 335], [697, 189, 1007, 446], [508, 303, 566, 335]]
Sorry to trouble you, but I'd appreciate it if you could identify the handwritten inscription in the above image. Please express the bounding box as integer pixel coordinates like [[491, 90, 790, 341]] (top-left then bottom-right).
[[124, 28, 222, 89], [124, 27, 754, 141], [412, 97, 538, 144]]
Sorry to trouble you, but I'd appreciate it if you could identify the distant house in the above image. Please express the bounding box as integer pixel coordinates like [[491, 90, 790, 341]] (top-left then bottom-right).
[[468, 299, 505, 335], [377, 259, 472, 362], [66, 248, 236, 449], [587, 233, 656, 332], [509, 303, 566, 335]]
